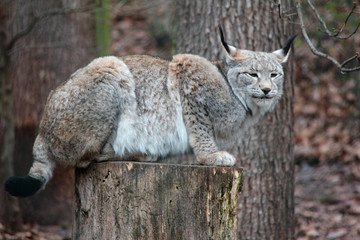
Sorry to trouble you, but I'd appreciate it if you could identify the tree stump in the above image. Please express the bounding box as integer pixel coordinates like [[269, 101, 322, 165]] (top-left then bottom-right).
[[72, 161, 242, 240]]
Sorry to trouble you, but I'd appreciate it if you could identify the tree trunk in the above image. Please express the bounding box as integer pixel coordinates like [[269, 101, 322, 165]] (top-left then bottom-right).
[[175, 0, 295, 239], [73, 161, 242, 240], [0, 30, 23, 232], [6, 0, 96, 128], [1, 0, 96, 230]]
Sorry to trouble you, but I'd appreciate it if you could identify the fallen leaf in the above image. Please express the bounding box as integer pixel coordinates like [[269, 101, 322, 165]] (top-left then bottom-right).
[[326, 229, 347, 239]]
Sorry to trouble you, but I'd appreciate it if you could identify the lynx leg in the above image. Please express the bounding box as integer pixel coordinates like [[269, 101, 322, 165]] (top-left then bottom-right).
[[182, 98, 236, 166], [5, 57, 137, 197], [125, 154, 159, 162], [137, 154, 158, 162], [170, 54, 237, 166]]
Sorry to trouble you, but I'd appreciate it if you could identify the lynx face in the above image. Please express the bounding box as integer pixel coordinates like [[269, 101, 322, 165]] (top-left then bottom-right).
[[226, 51, 284, 109], [219, 27, 295, 113]]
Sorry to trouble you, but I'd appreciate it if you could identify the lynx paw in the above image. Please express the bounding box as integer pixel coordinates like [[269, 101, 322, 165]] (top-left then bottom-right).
[[200, 151, 236, 166], [139, 155, 158, 162], [128, 154, 158, 162]]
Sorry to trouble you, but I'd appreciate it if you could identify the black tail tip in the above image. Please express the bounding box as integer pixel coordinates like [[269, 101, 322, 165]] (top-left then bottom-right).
[[4, 175, 43, 197]]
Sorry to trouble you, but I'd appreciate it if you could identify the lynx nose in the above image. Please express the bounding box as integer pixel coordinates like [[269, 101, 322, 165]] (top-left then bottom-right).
[[261, 88, 271, 95]]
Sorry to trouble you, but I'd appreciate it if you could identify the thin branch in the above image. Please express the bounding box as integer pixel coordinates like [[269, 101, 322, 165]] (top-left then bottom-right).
[[340, 54, 360, 72], [306, 0, 332, 35], [333, 2, 358, 38], [340, 52, 360, 67], [296, 0, 360, 73], [307, 0, 360, 39], [6, 5, 95, 52], [8, 41, 87, 57], [6, 16, 38, 51]]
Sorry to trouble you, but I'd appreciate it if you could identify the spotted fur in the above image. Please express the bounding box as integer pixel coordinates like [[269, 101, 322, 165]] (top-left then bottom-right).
[[5, 32, 295, 197]]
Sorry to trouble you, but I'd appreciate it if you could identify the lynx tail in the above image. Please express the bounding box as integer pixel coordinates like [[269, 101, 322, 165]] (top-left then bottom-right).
[[5, 176, 44, 197], [4, 135, 54, 197]]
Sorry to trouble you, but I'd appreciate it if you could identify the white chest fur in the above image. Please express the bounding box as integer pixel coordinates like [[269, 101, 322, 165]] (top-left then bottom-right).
[[111, 65, 189, 157], [112, 107, 189, 157]]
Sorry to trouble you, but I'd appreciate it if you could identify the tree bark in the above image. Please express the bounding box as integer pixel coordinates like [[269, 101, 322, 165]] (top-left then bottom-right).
[[73, 161, 242, 240], [0, 0, 96, 229], [175, 0, 295, 239], [6, 0, 96, 128], [0, 28, 23, 232]]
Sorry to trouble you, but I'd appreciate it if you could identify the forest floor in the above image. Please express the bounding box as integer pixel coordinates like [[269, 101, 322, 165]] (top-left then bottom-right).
[[295, 163, 360, 239]]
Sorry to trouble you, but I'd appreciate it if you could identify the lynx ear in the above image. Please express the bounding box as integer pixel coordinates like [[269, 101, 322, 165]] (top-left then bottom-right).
[[219, 27, 237, 61], [272, 34, 297, 63]]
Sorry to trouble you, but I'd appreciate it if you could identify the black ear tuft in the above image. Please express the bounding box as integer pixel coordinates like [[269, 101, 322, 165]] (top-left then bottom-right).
[[219, 26, 230, 54], [283, 34, 298, 56], [4, 175, 44, 197]]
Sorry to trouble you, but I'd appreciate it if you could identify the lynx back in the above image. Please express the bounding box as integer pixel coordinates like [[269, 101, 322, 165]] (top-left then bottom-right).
[[4, 28, 296, 197]]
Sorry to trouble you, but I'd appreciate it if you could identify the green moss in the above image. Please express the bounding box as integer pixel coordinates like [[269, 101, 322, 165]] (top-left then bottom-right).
[[217, 171, 242, 239], [95, 0, 111, 57]]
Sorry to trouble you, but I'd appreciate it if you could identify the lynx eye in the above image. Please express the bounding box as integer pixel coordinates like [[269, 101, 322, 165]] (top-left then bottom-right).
[[246, 73, 258, 78], [270, 73, 278, 78]]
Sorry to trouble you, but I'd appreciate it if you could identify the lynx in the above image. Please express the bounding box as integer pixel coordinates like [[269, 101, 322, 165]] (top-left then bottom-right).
[[5, 28, 296, 197]]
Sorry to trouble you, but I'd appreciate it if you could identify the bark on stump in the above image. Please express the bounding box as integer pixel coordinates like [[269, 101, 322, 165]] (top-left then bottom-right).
[[72, 161, 242, 240]]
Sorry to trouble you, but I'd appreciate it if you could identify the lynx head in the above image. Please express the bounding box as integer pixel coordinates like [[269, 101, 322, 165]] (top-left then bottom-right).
[[219, 27, 296, 114]]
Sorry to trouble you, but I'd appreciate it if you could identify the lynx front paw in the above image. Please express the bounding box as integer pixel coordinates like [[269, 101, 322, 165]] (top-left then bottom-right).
[[139, 155, 158, 162], [199, 151, 236, 166]]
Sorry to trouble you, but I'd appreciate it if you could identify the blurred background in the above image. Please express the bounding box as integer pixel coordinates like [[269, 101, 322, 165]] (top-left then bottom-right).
[[0, 0, 359, 239]]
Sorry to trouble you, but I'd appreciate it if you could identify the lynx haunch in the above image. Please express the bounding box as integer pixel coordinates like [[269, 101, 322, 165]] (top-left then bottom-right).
[[5, 28, 296, 197]]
